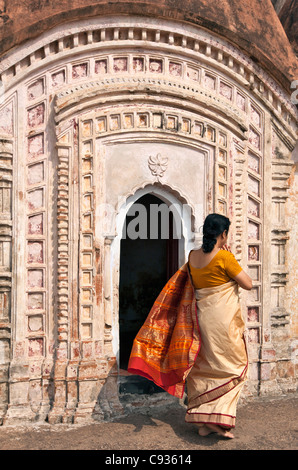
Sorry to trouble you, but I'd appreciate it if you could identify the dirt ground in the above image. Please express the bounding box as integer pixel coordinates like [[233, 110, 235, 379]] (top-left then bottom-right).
[[0, 394, 297, 452]]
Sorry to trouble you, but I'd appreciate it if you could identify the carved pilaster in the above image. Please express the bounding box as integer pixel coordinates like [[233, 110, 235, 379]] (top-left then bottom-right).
[[56, 145, 71, 355], [0, 138, 13, 424], [269, 122, 296, 394], [47, 141, 71, 424], [271, 158, 293, 330], [232, 138, 246, 259]]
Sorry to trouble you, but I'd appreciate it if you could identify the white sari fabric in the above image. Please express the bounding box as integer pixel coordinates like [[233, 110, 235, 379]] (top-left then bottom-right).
[[185, 281, 248, 428]]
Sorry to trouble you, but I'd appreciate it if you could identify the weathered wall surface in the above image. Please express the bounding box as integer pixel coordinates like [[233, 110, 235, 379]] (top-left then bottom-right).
[[0, 0, 297, 87], [0, 8, 297, 424], [286, 163, 298, 381]]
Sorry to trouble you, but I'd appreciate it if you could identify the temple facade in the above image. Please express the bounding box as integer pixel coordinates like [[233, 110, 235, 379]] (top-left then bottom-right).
[[0, 0, 297, 424]]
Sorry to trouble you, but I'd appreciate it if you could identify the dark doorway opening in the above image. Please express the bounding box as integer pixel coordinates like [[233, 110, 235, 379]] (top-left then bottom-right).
[[119, 193, 179, 394]]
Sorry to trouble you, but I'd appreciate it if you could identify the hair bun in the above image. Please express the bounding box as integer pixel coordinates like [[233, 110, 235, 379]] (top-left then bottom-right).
[[202, 235, 217, 253], [203, 231, 216, 239]]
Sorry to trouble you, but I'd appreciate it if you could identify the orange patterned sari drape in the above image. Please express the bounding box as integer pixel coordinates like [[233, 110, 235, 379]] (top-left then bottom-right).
[[128, 263, 200, 398]]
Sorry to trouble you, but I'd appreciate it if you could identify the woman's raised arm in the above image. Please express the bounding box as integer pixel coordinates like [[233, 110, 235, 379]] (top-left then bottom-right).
[[233, 270, 253, 290]]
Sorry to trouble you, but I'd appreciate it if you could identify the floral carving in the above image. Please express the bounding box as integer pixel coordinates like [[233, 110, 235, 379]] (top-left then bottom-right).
[[148, 153, 168, 178]]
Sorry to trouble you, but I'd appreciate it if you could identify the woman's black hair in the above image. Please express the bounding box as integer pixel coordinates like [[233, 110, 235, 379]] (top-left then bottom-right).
[[202, 213, 231, 253]]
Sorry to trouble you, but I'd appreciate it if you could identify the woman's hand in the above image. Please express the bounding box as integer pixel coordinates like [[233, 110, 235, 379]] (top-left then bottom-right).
[[223, 244, 232, 252]]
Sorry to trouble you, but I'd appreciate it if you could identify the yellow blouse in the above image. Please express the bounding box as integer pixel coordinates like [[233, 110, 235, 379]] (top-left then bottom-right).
[[189, 249, 242, 289]]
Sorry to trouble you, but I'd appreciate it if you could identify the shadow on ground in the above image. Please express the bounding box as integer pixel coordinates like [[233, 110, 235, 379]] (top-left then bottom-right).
[[0, 394, 297, 451]]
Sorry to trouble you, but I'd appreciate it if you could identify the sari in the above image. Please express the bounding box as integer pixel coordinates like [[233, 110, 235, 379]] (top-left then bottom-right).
[[128, 262, 248, 428], [128, 263, 199, 398], [185, 280, 248, 428]]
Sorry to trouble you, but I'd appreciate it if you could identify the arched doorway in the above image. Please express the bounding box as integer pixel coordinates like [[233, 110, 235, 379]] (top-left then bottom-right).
[[118, 193, 180, 393]]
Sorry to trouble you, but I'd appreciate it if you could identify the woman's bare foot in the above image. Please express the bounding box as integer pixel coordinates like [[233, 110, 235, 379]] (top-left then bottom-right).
[[198, 425, 215, 436], [204, 423, 235, 439]]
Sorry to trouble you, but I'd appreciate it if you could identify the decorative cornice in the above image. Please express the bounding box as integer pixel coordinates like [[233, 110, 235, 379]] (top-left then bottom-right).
[[0, 17, 297, 126], [54, 77, 248, 139]]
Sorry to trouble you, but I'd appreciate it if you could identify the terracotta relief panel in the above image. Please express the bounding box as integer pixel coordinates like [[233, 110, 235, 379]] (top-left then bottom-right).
[[72, 63, 88, 79], [27, 189, 44, 211], [132, 58, 144, 73], [28, 338, 44, 357], [248, 245, 260, 261], [27, 79, 44, 101], [82, 121, 92, 138], [248, 174, 260, 197], [27, 241, 44, 264], [0, 102, 13, 135], [250, 105, 261, 128], [27, 269, 44, 288], [149, 59, 162, 73], [96, 117, 107, 133], [27, 103, 45, 128], [0, 290, 11, 319], [110, 115, 120, 130], [186, 67, 200, 81], [51, 70, 66, 88], [248, 197, 260, 218], [249, 127, 261, 150], [205, 126, 215, 142], [0, 240, 11, 270], [27, 134, 44, 160], [28, 214, 43, 235], [248, 152, 260, 174], [219, 133, 227, 147], [166, 116, 177, 129], [137, 113, 148, 127], [113, 58, 127, 72], [236, 92, 246, 111], [193, 121, 205, 137], [248, 287, 260, 303], [27, 162, 44, 185], [248, 328, 260, 344], [218, 165, 227, 180], [28, 315, 43, 333], [169, 62, 182, 77], [95, 59, 107, 74], [248, 220, 260, 240], [182, 118, 191, 133], [248, 265, 260, 281], [28, 292, 44, 310], [204, 73, 216, 90], [124, 114, 134, 129], [0, 183, 12, 216], [247, 306, 260, 323], [219, 81, 233, 100]]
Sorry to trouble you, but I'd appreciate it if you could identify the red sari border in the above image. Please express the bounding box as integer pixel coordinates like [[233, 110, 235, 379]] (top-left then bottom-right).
[[185, 411, 236, 428], [187, 362, 248, 409]]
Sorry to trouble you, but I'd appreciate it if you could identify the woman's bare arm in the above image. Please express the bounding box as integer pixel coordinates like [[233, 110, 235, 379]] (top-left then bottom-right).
[[222, 245, 253, 290], [233, 270, 253, 290]]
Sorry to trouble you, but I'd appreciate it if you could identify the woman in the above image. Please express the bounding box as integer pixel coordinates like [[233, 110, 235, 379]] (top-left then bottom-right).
[[128, 213, 252, 439], [186, 213, 252, 439]]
